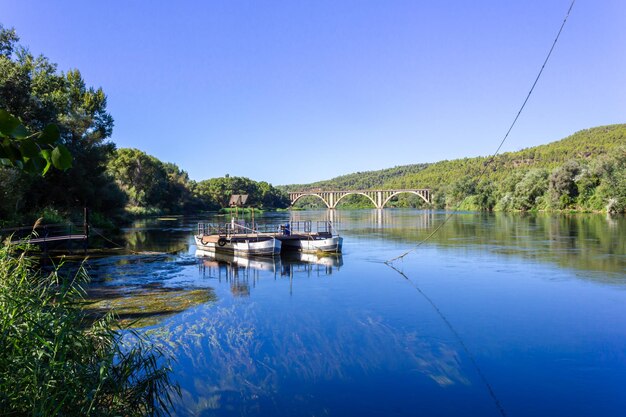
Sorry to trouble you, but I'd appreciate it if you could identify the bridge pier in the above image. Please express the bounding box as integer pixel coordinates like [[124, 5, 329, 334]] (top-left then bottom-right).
[[376, 191, 383, 209]]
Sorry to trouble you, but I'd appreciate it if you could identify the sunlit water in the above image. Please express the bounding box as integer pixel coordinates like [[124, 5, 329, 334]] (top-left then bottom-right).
[[87, 210, 626, 417]]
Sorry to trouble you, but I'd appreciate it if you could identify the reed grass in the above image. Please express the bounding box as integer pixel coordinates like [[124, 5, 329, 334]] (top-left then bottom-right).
[[0, 239, 179, 416]]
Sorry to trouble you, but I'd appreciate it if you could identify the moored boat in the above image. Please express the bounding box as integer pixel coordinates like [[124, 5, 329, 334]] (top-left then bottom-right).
[[273, 221, 343, 253], [195, 221, 281, 256], [279, 234, 343, 253]]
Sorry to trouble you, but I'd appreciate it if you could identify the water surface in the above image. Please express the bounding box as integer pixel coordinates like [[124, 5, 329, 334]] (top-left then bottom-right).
[[88, 210, 626, 417]]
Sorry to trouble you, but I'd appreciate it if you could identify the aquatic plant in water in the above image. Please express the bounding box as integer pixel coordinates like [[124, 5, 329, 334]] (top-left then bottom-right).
[[0, 239, 179, 416]]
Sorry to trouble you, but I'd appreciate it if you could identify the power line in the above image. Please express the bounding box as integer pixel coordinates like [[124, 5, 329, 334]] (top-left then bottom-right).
[[387, 0, 576, 264]]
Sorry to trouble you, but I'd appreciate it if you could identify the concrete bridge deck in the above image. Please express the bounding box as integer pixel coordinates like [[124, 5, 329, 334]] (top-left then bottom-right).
[[288, 189, 431, 209]]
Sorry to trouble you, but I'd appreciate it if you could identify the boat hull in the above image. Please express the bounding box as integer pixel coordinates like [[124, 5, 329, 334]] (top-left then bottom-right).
[[279, 236, 343, 253], [194, 235, 281, 256]]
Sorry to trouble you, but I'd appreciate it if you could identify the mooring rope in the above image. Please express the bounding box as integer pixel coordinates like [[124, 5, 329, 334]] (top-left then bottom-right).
[[387, 263, 508, 416], [386, 0, 576, 264], [88, 224, 126, 249], [88, 223, 186, 256]]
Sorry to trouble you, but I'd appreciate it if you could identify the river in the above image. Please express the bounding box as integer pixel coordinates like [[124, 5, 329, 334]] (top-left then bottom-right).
[[86, 209, 626, 417]]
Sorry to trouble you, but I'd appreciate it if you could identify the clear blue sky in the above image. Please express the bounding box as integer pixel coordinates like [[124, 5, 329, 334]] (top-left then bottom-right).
[[3, 0, 625, 185]]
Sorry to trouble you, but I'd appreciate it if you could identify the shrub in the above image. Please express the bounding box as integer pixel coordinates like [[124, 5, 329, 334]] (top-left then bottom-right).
[[513, 169, 549, 211], [547, 160, 580, 209], [38, 206, 67, 224]]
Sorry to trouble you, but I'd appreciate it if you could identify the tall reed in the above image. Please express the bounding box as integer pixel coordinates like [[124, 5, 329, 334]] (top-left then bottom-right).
[[0, 239, 179, 416]]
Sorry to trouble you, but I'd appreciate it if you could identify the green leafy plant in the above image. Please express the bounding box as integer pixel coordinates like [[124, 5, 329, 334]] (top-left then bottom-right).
[[0, 109, 72, 175], [0, 239, 179, 415]]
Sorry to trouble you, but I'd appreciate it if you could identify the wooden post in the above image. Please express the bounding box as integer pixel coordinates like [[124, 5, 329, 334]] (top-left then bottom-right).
[[43, 225, 48, 258], [83, 207, 89, 255]]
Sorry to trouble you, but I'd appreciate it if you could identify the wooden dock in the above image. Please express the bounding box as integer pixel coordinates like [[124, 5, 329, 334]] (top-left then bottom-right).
[[2, 210, 90, 254], [11, 234, 87, 245]]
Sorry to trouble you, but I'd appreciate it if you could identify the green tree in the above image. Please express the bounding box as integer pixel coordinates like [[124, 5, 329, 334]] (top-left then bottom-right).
[[513, 169, 549, 211], [162, 162, 198, 212], [475, 180, 496, 211], [547, 160, 580, 209], [0, 109, 73, 224], [446, 177, 477, 207], [107, 148, 169, 208], [194, 176, 289, 210], [592, 149, 626, 213], [0, 24, 125, 222]]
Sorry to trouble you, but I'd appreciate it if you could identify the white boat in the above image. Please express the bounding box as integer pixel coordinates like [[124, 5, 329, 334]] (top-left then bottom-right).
[[279, 235, 343, 253], [274, 221, 343, 253], [195, 221, 281, 256]]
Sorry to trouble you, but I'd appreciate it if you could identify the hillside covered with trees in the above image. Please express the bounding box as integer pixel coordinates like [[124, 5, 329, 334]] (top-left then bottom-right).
[[284, 124, 626, 213], [281, 163, 429, 192], [106, 148, 289, 217], [0, 25, 288, 227], [2, 22, 625, 224]]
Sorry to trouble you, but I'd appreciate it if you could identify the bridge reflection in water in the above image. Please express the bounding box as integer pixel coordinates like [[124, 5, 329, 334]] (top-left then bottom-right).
[[288, 208, 436, 231], [197, 250, 343, 297]]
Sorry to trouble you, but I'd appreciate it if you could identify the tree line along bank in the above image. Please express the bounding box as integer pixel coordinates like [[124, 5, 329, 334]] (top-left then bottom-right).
[[0, 24, 289, 228]]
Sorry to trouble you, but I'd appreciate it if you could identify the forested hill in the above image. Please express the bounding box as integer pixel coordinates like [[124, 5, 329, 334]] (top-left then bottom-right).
[[282, 124, 626, 213], [281, 163, 429, 192], [384, 124, 626, 189]]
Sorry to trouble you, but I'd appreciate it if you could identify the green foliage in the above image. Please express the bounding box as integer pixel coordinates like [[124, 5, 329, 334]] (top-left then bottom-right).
[[0, 25, 19, 57], [592, 149, 626, 213], [0, 109, 71, 174], [285, 124, 626, 213], [281, 164, 429, 192], [0, 241, 179, 415], [0, 167, 28, 224], [194, 176, 289, 210], [473, 181, 497, 211], [106, 149, 289, 215], [512, 169, 549, 211], [108, 148, 170, 208], [446, 177, 477, 207], [125, 205, 165, 217], [335, 194, 375, 209], [288, 195, 326, 210], [0, 24, 126, 223], [547, 160, 580, 209], [38, 206, 66, 224]]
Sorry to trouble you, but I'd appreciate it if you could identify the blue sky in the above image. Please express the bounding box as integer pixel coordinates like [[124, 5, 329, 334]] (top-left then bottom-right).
[[3, 0, 625, 185]]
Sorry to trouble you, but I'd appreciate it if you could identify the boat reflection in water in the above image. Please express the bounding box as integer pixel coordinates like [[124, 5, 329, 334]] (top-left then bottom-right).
[[196, 248, 343, 296]]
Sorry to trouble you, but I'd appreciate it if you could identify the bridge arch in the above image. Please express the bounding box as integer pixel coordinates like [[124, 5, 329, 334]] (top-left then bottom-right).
[[333, 192, 377, 208], [381, 190, 430, 208], [288, 189, 431, 209], [289, 193, 331, 209]]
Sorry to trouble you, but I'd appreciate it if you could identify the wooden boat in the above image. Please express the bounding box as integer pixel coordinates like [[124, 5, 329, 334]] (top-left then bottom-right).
[[195, 221, 281, 256]]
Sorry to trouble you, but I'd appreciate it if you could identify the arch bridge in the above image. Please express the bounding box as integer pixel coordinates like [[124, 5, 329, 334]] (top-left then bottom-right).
[[288, 189, 431, 209]]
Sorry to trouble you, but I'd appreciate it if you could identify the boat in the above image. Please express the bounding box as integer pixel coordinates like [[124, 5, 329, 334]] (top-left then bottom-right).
[[273, 221, 343, 253], [195, 220, 281, 256]]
